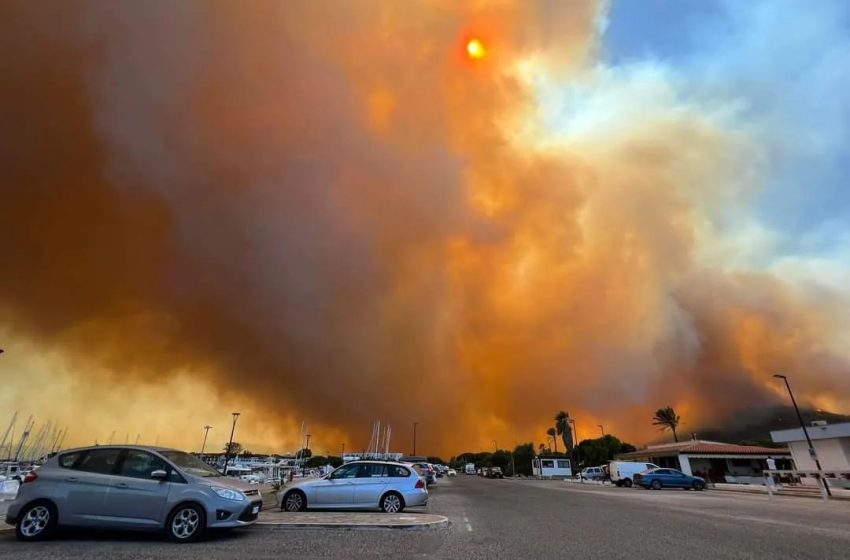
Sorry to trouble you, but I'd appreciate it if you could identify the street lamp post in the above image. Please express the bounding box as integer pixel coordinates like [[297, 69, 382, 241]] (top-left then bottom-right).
[[222, 412, 240, 474], [305, 434, 311, 452], [493, 439, 498, 451], [773, 374, 831, 497], [597, 425, 605, 437], [341, 442, 345, 457], [413, 422, 419, 456], [200, 425, 212, 460]]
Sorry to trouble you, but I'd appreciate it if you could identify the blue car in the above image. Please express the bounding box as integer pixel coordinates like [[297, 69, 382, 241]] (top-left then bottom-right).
[[633, 468, 706, 491]]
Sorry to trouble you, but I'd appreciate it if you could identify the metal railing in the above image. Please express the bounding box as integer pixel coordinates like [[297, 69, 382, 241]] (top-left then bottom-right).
[[764, 469, 850, 501]]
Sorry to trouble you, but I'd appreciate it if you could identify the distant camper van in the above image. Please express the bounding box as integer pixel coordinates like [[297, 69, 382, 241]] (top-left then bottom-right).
[[533, 456, 572, 478], [465, 463, 476, 475]]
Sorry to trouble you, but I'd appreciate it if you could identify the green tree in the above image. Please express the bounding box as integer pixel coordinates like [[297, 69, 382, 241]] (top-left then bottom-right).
[[546, 428, 558, 453], [573, 434, 636, 468], [554, 411, 573, 452], [491, 450, 512, 472], [652, 406, 681, 442], [297, 447, 313, 459], [223, 442, 243, 456], [306, 455, 328, 468], [512, 443, 535, 476]]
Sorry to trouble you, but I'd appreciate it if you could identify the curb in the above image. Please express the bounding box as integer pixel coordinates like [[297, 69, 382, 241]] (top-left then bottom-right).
[[252, 515, 450, 531], [710, 485, 850, 501]]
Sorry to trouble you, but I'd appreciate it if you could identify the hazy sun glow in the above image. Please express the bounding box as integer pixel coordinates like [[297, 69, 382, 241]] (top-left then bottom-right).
[[466, 38, 486, 60]]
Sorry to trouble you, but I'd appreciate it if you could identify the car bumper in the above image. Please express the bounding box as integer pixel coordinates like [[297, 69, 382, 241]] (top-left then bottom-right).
[[4, 501, 23, 526], [207, 499, 263, 528], [402, 489, 428, 508]]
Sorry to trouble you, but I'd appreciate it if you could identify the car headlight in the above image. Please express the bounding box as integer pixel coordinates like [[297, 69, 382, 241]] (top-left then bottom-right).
[[211, 486, 246, 501]]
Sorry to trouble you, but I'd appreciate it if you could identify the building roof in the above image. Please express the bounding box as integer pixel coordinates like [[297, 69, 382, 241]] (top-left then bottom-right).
[[771, 422, 850, 443], [617, 440, 790, 459]]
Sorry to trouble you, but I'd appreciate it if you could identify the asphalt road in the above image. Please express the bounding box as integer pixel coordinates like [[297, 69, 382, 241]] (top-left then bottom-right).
[[1, 476, 849, 559]]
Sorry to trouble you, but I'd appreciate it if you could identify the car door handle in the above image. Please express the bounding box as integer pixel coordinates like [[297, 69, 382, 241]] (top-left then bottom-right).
[[65, 477, 79, 483], [114, 482, 129, 488]]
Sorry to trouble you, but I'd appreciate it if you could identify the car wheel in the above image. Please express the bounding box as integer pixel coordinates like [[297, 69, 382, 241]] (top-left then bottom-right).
[[166, 503, 206, 543], [615, 480, 623, 487], [282, 490, 307, 512], [693, 481, 705, 491], [623, 478, 633, 488], [651, 480, 662, 490], [15, 501, 57, 542], [380, 492, 404, 514]]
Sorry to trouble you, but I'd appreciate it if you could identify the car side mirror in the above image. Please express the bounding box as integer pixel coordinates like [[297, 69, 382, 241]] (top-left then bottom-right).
[[151, 469, 168, 480]]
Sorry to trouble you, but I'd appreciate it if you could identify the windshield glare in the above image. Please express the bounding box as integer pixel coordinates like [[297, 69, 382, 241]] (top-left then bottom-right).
[[160, 450, 222, 477]]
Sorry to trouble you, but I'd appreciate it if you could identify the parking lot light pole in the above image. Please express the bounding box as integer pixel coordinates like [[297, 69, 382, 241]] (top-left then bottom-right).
[[597, 425, 605, 437], [200, 425, 212, 460], [773, 374, 831, 497], [223, 412, 240, 474], [493, 440, 498, 451]]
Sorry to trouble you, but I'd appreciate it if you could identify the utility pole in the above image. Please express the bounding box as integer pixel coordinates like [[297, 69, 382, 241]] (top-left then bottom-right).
[[493, 439, 498, 451], [341, 442, 345, 458], [774, 375, 831, 497], [200, 425, 213, 460], [223, 412, 240, 474], [413, 422, 419, 456], [597, 425, 605, 437]]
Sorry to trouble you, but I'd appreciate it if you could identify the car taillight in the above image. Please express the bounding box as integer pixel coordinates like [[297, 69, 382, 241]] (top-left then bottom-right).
[[415, 479, 425, 489], [23, 471, 38, 484]]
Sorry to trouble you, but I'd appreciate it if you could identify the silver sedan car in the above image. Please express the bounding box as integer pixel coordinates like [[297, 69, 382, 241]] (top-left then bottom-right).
[[6, 445, 262, 542], [278, 461, 427, 513]]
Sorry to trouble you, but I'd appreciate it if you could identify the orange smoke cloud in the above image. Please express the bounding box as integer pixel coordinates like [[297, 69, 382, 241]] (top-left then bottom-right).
[[1, 0, 848, 456]]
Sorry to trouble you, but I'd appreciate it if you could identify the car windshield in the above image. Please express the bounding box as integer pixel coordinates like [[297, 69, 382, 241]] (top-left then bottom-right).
[[160, 450, 222, 477]]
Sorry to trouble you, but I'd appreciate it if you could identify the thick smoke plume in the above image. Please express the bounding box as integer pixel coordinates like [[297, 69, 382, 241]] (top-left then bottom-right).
[[1, 0, 848, 454]]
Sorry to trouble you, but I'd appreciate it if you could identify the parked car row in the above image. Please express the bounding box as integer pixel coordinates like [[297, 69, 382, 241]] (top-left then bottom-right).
[[578, 461, 707, 491], [6, 445, 448, 544], [477, 467, 504, 479]]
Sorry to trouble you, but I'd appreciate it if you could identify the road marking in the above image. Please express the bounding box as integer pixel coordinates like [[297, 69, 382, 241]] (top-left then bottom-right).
[[463, 516, 469, 522], [465, 523, 473, 532]]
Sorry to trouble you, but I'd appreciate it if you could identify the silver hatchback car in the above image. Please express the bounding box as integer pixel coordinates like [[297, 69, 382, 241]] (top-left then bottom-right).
[[6, 445, 262, 542], [278, 460, 427, 513]]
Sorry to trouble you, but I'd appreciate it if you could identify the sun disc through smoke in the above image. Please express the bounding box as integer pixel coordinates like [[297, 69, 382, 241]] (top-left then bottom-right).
[[466, 38, 486, 60]]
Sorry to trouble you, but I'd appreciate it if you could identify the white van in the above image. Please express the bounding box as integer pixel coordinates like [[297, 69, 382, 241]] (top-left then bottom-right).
[[609, 461, 659, 487], [465, 463, 476, 475]]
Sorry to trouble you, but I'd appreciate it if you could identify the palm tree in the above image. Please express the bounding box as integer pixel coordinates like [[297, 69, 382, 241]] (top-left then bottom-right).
[[546, 428, 558, 453], [554, 411, 573, 452], [652, 406, 681, 442]]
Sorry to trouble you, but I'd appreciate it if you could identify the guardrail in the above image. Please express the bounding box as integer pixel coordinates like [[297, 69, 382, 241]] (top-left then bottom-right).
[[764, 469, 850, 501]]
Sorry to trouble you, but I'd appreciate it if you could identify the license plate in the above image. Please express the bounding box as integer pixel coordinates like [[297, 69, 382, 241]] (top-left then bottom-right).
[[252, 506, 260, 514]]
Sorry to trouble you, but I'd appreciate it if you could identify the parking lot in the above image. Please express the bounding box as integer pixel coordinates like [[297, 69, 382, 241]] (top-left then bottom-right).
[[2, 474, 849, 559]]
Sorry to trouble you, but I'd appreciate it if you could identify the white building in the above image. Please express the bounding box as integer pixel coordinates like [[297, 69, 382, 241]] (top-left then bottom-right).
[[616, 441, 792, 484], [770, 422, 850, 471]]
